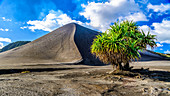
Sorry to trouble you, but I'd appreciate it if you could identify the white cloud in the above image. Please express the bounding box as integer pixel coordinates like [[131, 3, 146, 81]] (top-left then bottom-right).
[[123, 12, 148, 22], [0, 37, 11, 43], [140, 19, 170, 44], [156, 43, 163, 47], [152, 19, 170, 34], [160, 40, 170, 44], [2, 17, 12, 21], [80, 0, 147, 31], [164, 50, 170, 54], [138, 0, 148, 4], [23, 0, 148, 32], [0, 37, 11, 49], [25, 10, 83, 32], [147, 3, 170, 13], [139, 25, 150, 34], [5, 29, 9, 31], [152, 19, 170, 43], [148, 13, 152, 18], [20, 26, 27, 30], [0, 28, 9, 31], [0, 42, 4, 49], [160, 48, 163, 50]]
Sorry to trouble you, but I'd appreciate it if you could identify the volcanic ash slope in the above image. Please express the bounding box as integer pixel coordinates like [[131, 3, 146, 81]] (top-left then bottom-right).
[[0, 23, 104, 65]]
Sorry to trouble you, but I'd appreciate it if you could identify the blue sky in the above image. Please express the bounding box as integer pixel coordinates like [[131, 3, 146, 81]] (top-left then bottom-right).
[[0, 0, 169, 53]]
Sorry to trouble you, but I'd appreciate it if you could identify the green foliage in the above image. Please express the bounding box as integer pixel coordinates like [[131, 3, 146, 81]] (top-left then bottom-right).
[[91, 20, 157, 70], [0, 41, 31, 53]]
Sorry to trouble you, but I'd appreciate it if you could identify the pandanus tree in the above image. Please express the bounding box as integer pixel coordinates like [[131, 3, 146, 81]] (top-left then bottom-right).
[[91, 20, 157, 71]]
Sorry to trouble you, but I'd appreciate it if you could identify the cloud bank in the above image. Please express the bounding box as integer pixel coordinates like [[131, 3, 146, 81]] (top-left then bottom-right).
[[0, 37, 11, 42], [22, 0, 169, 46], [25, 10, 83, 32], [0, 42, 4, 49], [147, 3, 170, 13], [25, 0, 148, 32], [164, 50, 170, 54], [140, 19, 170, 44], [0, 37, 12, 49], [80, 0, 147, 31], [152, 19, 170, 43], [156, 43, 163, 47]]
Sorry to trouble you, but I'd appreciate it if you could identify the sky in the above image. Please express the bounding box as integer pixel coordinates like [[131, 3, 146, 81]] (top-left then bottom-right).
[[0, 0, 169, 53]]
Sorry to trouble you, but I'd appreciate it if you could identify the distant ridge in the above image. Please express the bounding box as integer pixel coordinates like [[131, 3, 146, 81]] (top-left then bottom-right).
[[0, 41, 31, 53], [0, 23, 166, 66]]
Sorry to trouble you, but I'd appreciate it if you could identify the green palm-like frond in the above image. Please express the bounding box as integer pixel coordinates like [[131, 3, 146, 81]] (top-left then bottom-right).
[[91, 20, 157, 70]]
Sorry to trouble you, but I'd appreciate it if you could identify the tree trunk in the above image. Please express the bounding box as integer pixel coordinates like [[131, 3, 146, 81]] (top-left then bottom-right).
[[112, 63, 123, 71], [118, 62, 123, 70], [112, 64, 117, 71], [123, 62, 130, 71]]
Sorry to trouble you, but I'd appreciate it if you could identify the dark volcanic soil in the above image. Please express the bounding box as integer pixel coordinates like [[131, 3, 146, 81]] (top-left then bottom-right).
[[0, 61, 169, 96]]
